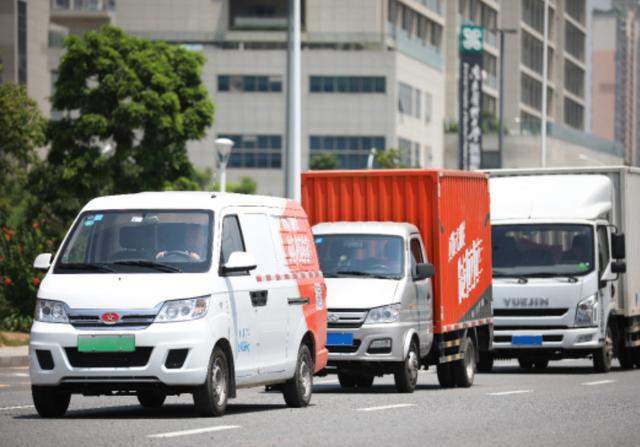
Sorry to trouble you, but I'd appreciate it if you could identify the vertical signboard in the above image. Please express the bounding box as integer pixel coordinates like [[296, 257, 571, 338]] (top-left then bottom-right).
[[458, 25, 484, 170]]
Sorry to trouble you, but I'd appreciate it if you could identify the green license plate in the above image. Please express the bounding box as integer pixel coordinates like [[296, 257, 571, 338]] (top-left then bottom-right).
[[77, 335, 135, 353]]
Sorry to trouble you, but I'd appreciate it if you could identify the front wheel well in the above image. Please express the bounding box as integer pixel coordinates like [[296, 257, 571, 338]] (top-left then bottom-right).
[[301, 331, 316, 365], [214, 338, 236, 398]]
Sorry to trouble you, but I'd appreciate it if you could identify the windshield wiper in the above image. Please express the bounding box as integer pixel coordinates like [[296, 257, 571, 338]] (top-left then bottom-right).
[[335, 270, 398, 280], [112, 260, 182, 273], [58, 263, 117, 273], [493, 273, 529, 283]]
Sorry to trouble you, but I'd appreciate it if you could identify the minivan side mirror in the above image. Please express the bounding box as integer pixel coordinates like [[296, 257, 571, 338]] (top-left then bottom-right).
[[220, 251, 257, 275], [413, 263, 435, 281], [33, 253, 52, 271], [612, 260, 627, 275], [612, 233, 626, 259]]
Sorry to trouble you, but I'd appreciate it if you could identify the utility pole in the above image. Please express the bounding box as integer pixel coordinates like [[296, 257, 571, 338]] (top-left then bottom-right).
[[497, 28, 517, 169], [285, 0, 302, 200], [541, 0, 549, 167]]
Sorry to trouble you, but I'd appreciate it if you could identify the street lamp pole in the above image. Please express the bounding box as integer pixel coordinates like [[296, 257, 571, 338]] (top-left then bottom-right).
[[285, 0, 302, 200], [214, 137, 234, 193]]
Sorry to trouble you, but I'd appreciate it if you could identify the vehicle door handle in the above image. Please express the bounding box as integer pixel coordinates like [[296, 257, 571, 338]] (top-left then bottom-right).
[[288, 297, 309, 305], [250, 290, 268, 307]]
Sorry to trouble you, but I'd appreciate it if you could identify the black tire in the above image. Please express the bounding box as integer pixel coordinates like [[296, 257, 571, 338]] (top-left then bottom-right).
[[137, 390, 166, 409], [617, 341, 635, 370], [337, 371, 357, 388], [533, 360, 549, 370], [518, 358, 535, 370], [193, 346, 230, 417], [593, 325, 614, 373], [478, 351, 494, 373], [452, 336, 476, 388], [633, 348, 640, 368], [394, 341, 420, 393], [32, 386, 71, 418], [436, 362, 455, 388], [283, 344, 313, 408]]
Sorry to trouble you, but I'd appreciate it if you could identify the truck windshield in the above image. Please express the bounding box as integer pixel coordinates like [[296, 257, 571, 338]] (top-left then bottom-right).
[[492, 224, 594, 278], [314, 234, 404, 280], [55, 210, 213, 274]]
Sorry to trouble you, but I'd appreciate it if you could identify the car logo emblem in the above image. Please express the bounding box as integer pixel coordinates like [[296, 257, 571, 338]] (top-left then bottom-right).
[[327, 313, 340, 323], [101, 312, 119, 325]]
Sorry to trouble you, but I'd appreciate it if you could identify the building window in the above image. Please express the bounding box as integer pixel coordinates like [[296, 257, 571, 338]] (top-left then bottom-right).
[[564, 60, 584, 97], [219, 134, 282, 169], [398, 82, 422, 119], [522, 0, 544, 34], [398, 138, 421, 168], [522, 31, 543, 73], [218, 75, 282, 92], [483, 93, 497, 116], [521, 73, 542, 111], [309, 76, 385, 93], [309, 135, 385, 169], [424, 92, 432, 123], [520, 111, 541, 134], [483, 51, 497, 88], [229, 0, 304, 30], [564, 97, 584, 130], [17, 0, 27, 86], [565, 21, 585, 61], [388, 0, 443, 52], [566, 0, 585, 24]]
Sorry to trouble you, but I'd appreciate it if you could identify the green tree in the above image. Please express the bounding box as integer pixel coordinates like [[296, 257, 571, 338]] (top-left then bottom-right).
[[374, 148, 406, 169], [309, 152, 339, 170], [0, 82, 46, 224], [212, 177, 257, 194], [30, 25, 214, 236]]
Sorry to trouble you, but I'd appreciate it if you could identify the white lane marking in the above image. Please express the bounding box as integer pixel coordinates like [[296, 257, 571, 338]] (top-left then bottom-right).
[[582, 380, 616, 386], [314, 379, 339, 385], [487, 390, 533, 396], [356, 403, 416, 412], [0, 373, 29, 378], [147, 425, 240, 439], [0, 405, 34, 411]]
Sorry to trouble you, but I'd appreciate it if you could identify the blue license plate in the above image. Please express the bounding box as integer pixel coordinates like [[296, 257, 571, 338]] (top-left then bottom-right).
[[512, 335, 543, 346], [327, 332, 354, 346]]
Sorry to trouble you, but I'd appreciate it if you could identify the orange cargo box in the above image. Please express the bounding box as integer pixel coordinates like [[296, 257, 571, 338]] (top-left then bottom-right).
[[301, 169, 492, 334]]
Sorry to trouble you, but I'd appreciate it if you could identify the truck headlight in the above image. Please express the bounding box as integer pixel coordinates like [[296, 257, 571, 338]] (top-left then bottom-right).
[[155, 296, 210, 323], [365, 303, 401, 324], [575, 295, 597, 327], [34, 299, 69, 324]]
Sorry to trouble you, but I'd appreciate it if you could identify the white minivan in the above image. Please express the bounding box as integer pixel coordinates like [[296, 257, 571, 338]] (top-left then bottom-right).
[[30, 191, 327, 417]]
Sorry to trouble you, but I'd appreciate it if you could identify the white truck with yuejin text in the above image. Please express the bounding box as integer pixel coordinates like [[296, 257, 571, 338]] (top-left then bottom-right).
[[29, 192, 327, 417], [486, 167, 640, 372]]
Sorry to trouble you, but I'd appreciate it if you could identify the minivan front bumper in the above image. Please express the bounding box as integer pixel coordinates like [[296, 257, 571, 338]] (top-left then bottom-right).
[[327, 322, 414, 363], [29, 319, 214, 387]]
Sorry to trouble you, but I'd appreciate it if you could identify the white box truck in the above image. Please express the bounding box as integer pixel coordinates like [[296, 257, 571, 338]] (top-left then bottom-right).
[[486, 167, 639, 372]]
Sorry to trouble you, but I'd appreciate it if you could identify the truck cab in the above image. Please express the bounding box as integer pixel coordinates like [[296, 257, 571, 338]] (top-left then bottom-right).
[[489, 174, 627, 372], [313, 222, 434, 393]]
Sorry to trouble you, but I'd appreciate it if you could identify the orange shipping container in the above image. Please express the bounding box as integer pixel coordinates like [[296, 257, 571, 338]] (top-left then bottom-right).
[[301, 169, 492, 334]]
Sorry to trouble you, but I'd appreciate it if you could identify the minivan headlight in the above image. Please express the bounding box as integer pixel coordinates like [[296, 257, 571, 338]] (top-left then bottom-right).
[[34, 299, 69, 324], [575, 295, 597, 327], [365, 303, 401, 325], [155, 296, 210, 323]]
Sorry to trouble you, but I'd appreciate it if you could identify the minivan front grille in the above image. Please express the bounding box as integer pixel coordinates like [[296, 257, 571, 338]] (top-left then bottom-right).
[[65, 347, 153, 368], [327, 309, 368, 329], [68, 312, 156, 329]]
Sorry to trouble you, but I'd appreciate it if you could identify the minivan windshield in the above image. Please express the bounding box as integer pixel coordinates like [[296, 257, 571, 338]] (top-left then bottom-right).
[[55, 210, 213, 274], [492, 224, 594, 278], [314, 234, 404, 280]]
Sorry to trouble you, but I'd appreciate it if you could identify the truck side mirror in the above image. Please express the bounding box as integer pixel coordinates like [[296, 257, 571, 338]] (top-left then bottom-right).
[[611, 260, 627, 275], [414, 263, 435, 281], [612, 233, 626, 259]]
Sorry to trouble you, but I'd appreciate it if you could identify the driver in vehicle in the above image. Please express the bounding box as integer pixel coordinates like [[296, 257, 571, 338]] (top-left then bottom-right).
[[156, 224, 206, 261]]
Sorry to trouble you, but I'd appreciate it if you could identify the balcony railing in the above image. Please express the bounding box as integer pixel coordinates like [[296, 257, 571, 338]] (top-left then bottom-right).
[[50, 0, 115, 13]]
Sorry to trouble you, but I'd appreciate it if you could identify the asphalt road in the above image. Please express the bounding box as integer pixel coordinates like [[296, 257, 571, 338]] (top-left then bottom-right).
[[0, 360, 639, 447]]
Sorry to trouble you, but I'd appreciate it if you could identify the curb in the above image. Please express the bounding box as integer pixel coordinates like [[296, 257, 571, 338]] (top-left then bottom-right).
[[0, 355, 29, 368]]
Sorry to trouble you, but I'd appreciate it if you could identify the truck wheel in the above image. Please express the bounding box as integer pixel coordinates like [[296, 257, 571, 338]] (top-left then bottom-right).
[[452, 336, 476, 388], [283, 344, 313, 408], [518, 359, 534, 370], [394, 341, 419, 393], [633, 348, 640, 368], [593, 325, 614, 373], [193, 346, 230, 417], [534, 360, 549, 370], [436, 363, 455, 388], [32, 386, 71, 418], [478, 351, 494, 373], [137, 390, 166, 409], [617, 344, 635, 370]]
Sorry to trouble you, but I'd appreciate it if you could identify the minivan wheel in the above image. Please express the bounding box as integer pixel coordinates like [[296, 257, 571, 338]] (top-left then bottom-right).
[[593, 325, 614, 373], [32, 386, 71, 418], [283, 344, 313, 408], [436, 363, 455, 388], [533, 360, 549, 370], [193, 346, 229, 417], [137, 390, 166, 409], [394, 341, 419, 393], [453, 336, 476, 388]]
